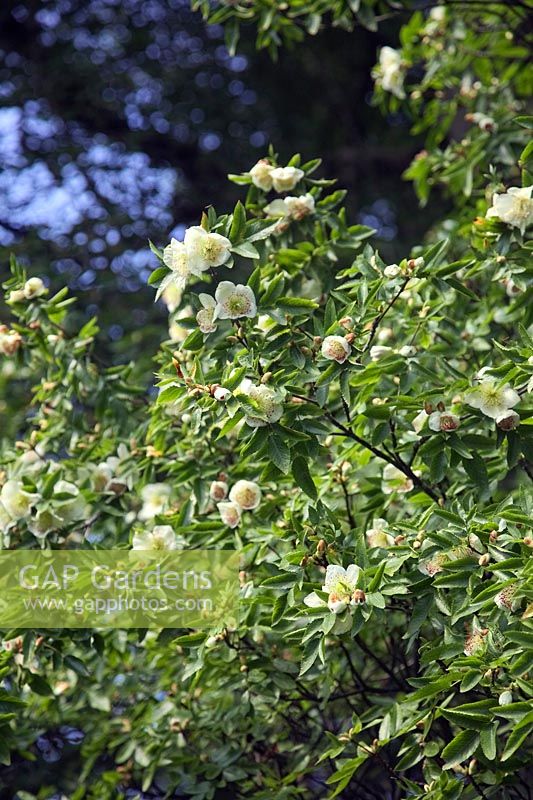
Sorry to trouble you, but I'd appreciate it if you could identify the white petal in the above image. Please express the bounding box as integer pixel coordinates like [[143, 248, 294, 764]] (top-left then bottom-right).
[[323, 565, 347, 592]]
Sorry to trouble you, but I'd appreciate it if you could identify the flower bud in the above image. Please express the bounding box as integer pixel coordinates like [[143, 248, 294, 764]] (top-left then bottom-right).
[[24, 277, 47, 299], [212, 385, 232, 402], [209, 481, 228, 502], [498, 690, 513, 706], [352, 589, 366, 605], [478, 553, 490, 566]]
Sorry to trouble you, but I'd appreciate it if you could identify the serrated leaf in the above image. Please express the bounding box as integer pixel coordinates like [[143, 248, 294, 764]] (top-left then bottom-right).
[[442, 729, 479, 768]]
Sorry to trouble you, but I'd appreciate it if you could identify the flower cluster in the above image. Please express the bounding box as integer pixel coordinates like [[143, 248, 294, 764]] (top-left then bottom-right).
[[160, 225, 232, 298], [7, 277, 47, 303], [374, 46, 405, 99], [249, 160, 304, 193], [212, 479, 262, 528]]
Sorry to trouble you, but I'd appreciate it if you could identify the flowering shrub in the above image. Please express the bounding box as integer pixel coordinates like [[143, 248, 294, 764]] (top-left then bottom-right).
[[1, 2, 532, 799]]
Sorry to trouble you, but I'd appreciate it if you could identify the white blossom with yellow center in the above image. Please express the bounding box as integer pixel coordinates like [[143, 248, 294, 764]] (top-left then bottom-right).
[[184, 226, 232, 273], [365, 519, 394, 549], [138, 483, 172, 521], [214, 282, 257, 320], [466, 378, 520, 420], [196, 293, 218, 334], [132, 525, 181, 551], [229, 480, 261, 511], [239, 380, 285, 428], [0, 479, 39, 520], [304, 564, 362, 615], [486, 186, 533, 235]]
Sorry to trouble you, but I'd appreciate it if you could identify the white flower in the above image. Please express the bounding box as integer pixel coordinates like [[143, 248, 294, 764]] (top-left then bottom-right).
[[418, 552, 447, 577], [304, 564, 362, 616], [161, 283, 182, 313], [217, 501, 241, 528], [184, 226, 232, 273], [381, 464, 414, 495], [214, 281, 257, 320], [209, 481, 228, 502], [7, 289, 26, 303], [138, 483, 172, 521], [486, 186, 533, 235], [412, 409, 428, 433], [494, 584, 519, 611], [132, 525, 181, 551], [284, 194, 315, 220], [365, 518, 394, 549], [270, 166, 304, 193], [158, 238, 192, 299], [321, 335, 351, 364], [466, 378, 520, 420], [496, 410, 520, 431], [378, 47, 405, 99], [429, 5, 446, 22], [370, 345, 393, 361], [196, 293, 218, 334], [24, 277, 47, 299], [428, 411, 460, 432], [0, 480, 39, 520], [229, 480, 261, 511], [28, 508, 62, 538], [249, 159, 274, 191], [384, 263, 400, 277], [263, 199, 288, 218], [0, 330, 22, 356], [398, 345, 416, 358], [239, 380, 285, 428], [213, 386, 232, 402], [464, 624, 487, 656], [54, 480, 89, 523]]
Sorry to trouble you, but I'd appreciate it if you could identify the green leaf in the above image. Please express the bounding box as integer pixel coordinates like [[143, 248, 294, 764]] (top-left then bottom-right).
[[480, 723, 498, 761], [501, 713, 533, 761], [514, 115, 533, 130], [442, 729, 479, 769], [231, 241, 259, 259], [292, 456, 317, 499], [229, 201, 246, 242], [277, 296, 319, 314], [269, 435, 291, 474], [147, 266, 167, 286]]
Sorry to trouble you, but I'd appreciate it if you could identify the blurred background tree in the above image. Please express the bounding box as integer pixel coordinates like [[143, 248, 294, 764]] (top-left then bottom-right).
[[0, 0, 439, 364]]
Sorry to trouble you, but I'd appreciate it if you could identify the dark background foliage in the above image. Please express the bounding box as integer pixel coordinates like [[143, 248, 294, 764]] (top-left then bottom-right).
[[0, 0, 440, 360]]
